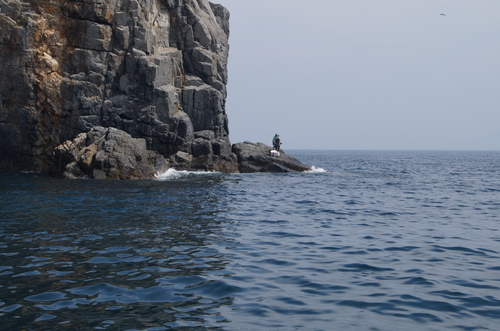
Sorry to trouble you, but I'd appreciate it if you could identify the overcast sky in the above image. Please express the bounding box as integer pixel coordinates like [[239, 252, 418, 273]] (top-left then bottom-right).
[[214, 0, 500, 150]]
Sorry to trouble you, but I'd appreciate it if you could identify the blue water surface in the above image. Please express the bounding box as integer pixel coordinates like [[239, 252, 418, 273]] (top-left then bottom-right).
[[1, 150, 499, 330]]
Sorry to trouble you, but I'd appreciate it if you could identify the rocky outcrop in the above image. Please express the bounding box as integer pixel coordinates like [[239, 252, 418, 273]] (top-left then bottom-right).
[[0, 0, 236, 174], [52, 126, 168, 179], [52, 131, 310, 178], [232, 141, 311, 173], [0, 0, 310, 177]]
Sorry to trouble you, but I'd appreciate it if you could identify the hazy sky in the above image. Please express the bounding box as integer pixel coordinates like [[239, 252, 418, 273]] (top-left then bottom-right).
[[214, 0, 500, 150]]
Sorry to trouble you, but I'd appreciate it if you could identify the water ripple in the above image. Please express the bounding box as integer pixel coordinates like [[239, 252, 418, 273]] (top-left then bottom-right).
[[1, 152, 500, 330]]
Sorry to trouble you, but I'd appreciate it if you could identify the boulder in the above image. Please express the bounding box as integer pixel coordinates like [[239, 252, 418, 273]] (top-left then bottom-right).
[[49, 127, 168, 179], [169, 151, 193, 170], [232, 142, 311, 173]]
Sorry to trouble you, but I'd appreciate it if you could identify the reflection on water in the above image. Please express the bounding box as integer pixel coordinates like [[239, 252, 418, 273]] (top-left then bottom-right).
[[2, 151, 500, 331], [0, 173, 238, 330]]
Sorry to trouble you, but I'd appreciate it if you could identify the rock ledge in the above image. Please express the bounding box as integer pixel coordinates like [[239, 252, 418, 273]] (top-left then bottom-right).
[[232, 141, 311, 173], [49, 128, 311, 178]]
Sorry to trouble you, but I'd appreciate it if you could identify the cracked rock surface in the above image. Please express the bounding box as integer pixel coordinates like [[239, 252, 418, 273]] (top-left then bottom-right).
[[0, 0, 309, 177], [1, 0, 236, 175]]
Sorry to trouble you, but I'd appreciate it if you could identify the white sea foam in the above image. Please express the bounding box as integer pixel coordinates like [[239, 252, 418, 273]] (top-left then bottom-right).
[[155, 168, 218, 181], [306, 166, 327, 173], [156, 167, 326, 179], [155, 168, 188, 180]]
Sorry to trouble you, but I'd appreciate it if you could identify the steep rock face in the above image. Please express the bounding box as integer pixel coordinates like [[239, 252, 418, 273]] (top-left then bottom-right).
[[0, 0, 237, 173]]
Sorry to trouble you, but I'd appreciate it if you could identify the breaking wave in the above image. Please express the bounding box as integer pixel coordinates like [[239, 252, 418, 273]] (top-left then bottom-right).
[[307, 166, 327, 173], [156, 167, 326, 179], [155, 168, 219, 181]]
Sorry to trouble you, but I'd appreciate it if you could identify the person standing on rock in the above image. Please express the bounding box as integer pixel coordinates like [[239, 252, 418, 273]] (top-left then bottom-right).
[[272, 134, 281, 151]]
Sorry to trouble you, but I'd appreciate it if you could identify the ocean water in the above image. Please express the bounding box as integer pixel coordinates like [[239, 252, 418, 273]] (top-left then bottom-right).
[[1, 150, 499, 331]]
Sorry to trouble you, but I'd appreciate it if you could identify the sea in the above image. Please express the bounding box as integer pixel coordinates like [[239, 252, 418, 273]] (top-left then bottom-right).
[[0, 150, 499, 331]]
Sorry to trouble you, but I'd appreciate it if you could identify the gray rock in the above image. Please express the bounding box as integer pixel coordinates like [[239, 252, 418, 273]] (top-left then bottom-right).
[[195, 130, 216, 141], [169, 151, 193, 170], [49, 127, 168, 179], [232, 142, 311, 173], [192, 138, 212, 157]]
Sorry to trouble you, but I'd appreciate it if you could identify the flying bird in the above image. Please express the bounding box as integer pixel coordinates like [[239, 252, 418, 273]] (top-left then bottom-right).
[[440, 13, 446, 16]]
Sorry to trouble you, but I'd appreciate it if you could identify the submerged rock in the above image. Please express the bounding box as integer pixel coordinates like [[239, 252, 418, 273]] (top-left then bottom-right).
[[232, 142, 311, 173]]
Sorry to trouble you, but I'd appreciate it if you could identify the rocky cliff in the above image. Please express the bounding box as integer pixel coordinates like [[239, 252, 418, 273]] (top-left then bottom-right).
[[0, 0, 310, 177], [1, 0, 238, 174]]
